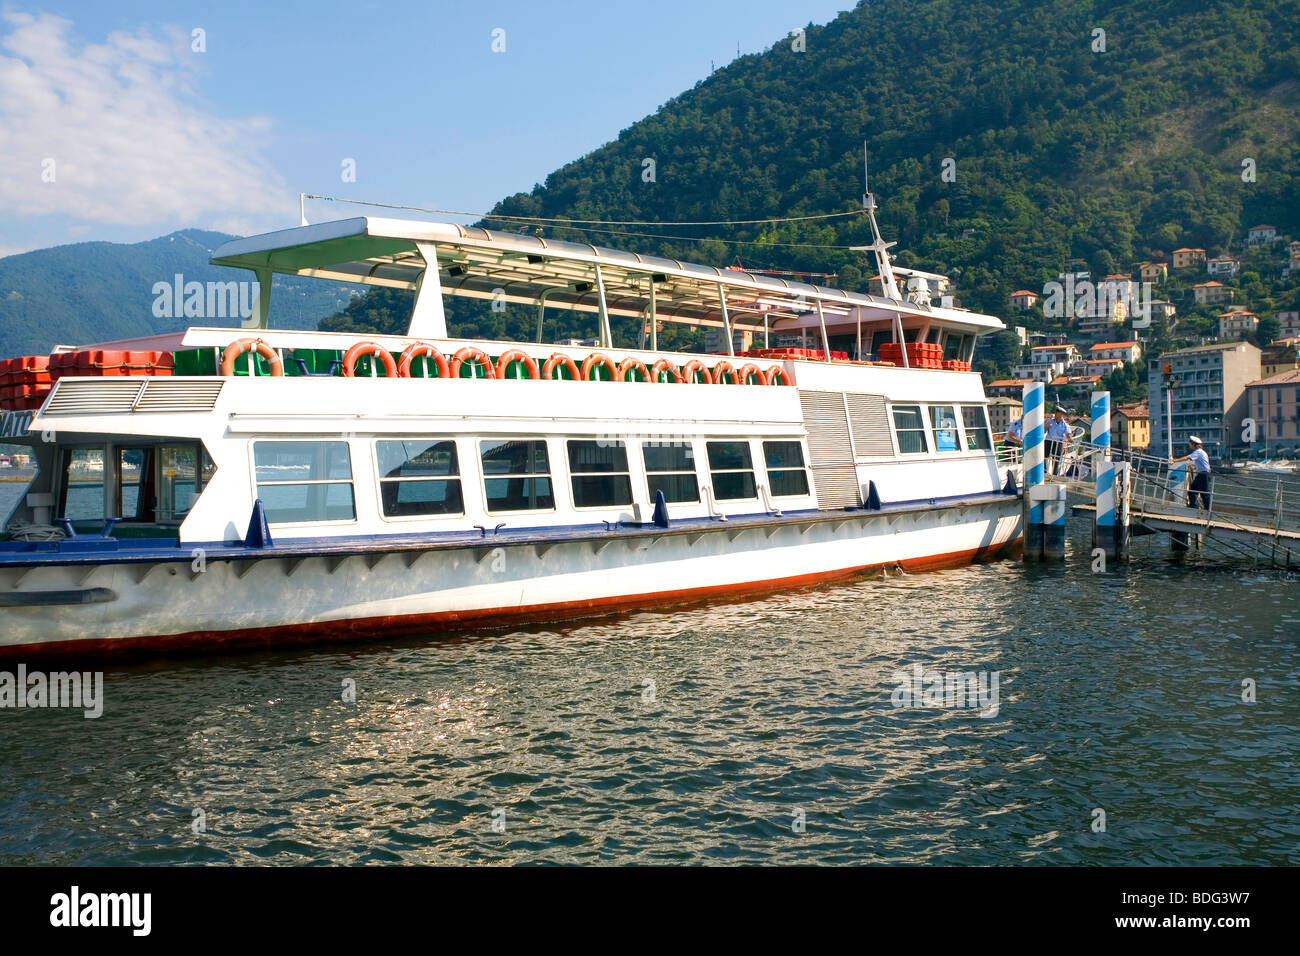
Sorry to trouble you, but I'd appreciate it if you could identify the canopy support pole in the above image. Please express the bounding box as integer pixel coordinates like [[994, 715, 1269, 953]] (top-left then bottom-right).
[[594, 264, 613, 348], [536, 288, 558, 343], [717, 282, 735, 355], [815, 302, 832, 363], [893, 309, 910, 368], [243, 268, 272, 330], [649, 280, 659, 352], [408, 242, 448, 339]]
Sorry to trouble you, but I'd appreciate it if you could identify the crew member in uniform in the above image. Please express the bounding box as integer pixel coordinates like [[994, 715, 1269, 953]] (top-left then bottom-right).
[[1005, 416, 1023, 446], [1171, 435, 1212, 510], [1044, 407, 1071, 476]]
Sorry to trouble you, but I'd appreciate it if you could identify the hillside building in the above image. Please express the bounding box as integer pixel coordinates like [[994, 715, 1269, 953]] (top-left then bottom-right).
[[1147, 341, 1261, 459]]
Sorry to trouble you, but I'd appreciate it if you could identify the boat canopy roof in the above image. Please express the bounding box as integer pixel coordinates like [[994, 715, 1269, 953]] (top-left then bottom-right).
[[211, 216, 1004, 337]]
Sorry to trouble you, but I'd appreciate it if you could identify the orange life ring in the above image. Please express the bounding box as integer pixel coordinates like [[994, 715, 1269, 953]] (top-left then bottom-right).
[[617, 357, 651, 382], [681, 359, 713, 384], [711, 360, 739, 384], [542, 353, 580, 381], [651, 358, 683, 383], [496, 349, 541, 380], [343, 342, 398, 378], [766, 365, 792, 386], [737, 363, 768, 385], [450, 347, 496, 379], [398, 342, 449, 379], [220, 338, 283, 377], [581, 353, 618, 381]]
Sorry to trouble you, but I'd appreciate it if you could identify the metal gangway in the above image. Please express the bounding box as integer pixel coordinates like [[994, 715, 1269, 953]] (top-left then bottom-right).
[[999, 434, 1300, 564]]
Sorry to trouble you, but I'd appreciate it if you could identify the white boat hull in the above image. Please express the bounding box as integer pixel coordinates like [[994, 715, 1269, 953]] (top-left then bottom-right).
[[0, 498, 1021, 657]]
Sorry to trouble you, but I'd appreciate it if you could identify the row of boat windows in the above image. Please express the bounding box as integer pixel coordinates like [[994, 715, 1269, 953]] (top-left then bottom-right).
[[251, 438, 812, 524], [893, 404, 993, 456]]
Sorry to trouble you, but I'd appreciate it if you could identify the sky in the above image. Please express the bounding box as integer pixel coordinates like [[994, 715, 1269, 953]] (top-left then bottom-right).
[[0, 0, 854, 258]]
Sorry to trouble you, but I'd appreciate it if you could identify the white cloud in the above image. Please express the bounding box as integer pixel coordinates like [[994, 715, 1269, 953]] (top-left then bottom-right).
[[0, 12, 291, 229]]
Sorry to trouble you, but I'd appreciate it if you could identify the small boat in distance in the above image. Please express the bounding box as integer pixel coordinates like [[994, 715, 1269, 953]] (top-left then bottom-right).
[[0, 195, 1023, 658]]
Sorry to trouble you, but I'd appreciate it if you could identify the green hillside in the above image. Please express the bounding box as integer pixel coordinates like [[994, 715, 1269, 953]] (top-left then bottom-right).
[[325, 0, 1300, 367], [0, 230, 362, 358]]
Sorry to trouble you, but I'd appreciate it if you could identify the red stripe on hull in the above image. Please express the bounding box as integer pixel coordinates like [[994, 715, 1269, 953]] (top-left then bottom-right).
[[1, 539, 1018, 661]]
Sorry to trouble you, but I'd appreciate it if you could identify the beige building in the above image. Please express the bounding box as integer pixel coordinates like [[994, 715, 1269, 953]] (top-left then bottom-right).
[[986, 396, 1022, 436], [1113, 403, 1150, 452], [1193, 281, 1234, 305], [1262, 338, 1300, 377], [1089, 340, 1142, 364], [1139, 262, 1167, 283], [1218, 309, 1259, 340], [1245, 369, 1300, 450], [1172, 248, 1207, 269], [1009, 290, 1039, 310]]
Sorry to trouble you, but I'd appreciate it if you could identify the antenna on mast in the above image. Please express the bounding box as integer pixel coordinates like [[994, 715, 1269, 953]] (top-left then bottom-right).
[[850, 142, 901, 301]]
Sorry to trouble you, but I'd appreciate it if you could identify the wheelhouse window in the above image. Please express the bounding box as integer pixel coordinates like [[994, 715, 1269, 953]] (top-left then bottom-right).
[[642, 441, 699, 503], [961, 406, 993, 451], [253, 441, 355, 523], [567, 440, 633, 509], [481, 439, 554, 512], [929, 405, 960, 452], [57, 448, 106, 525], [707, 441, 757, 500], [892, 405, 930, 455], [376, 439, 463, 517], [763, 441, 810, 497]]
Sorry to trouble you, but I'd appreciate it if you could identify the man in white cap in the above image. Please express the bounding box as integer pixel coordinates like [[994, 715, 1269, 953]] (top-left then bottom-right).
[[1171, 435, 1211, 509], [1044, 407, 1071, 475]]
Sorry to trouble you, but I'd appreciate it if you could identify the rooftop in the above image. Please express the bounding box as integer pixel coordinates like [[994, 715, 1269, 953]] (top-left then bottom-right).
[[1247, 368, 1300, 387], [1163, 340, 1261, 356], [1091, 341, 1138, 350]]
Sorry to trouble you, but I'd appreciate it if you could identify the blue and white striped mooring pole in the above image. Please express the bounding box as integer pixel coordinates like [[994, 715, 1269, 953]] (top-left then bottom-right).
[[1022, 382, 1045, 560], [1091, 391, 1125, 559]]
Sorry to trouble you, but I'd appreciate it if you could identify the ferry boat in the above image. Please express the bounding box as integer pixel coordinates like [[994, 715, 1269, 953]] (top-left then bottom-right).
[[0, 196, 1022, 657]]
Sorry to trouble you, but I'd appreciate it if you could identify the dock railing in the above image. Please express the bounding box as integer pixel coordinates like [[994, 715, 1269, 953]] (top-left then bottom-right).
[[1053, 440, 1300, 539]]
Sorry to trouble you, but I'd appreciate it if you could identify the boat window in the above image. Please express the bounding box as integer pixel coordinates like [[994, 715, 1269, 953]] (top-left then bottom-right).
[[157, 444, 207, 523], [892, 405, 930, 454], [118, 448, 153, 521], [481, 439, 554, 512], [253, 441, 355, 523], [58, 448, 106, 525], [376, 439, 464, 517], [642, 441, 699, 503], [567, 440, 633, 509], [929, 405, 960, 452], [763, 441, 810, 497], [707, 441, 757, 500], [961, 406, 993, 451]]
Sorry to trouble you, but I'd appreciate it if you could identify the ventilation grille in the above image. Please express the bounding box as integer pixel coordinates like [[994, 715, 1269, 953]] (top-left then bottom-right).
[[798, 389, 861, 509], [42, 378, 224, 416], [844, 392, 894, 458], [132, 379, 225, 413]]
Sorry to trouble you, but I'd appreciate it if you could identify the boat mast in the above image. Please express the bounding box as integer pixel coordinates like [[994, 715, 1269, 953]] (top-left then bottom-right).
[[849, 144, 908, 365]]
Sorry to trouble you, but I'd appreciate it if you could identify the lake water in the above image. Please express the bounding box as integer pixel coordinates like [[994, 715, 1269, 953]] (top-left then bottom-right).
[[0, 480, 1297, 865]]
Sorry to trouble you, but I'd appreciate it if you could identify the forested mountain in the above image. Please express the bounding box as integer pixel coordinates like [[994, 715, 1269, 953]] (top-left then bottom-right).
[[0, 231, 361, 357], [323, 0, 1300, 358]]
